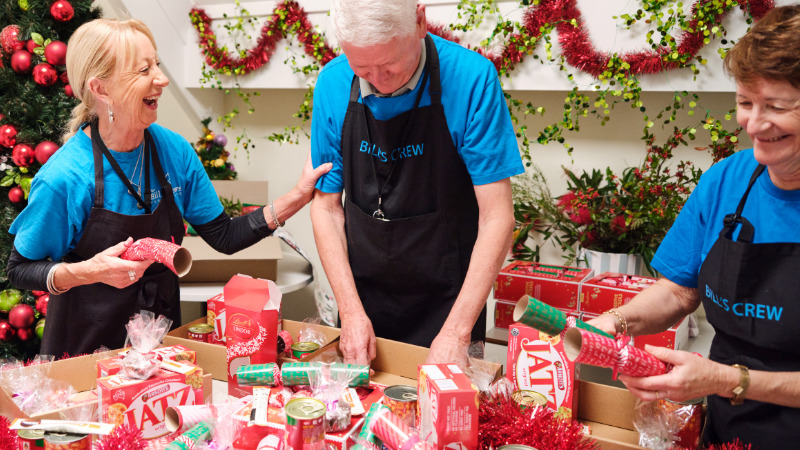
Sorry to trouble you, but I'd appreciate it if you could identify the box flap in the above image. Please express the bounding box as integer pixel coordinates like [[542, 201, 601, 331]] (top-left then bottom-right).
[[224, 275, 281, 312], [182, 236, 282, 262], [580, 421, 643, 449], [578, 380, 636, 430]]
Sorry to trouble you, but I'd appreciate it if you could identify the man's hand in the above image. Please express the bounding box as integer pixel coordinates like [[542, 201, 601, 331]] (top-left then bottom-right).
[[339, 312, 377, 365], [426, 327, 471, 367]]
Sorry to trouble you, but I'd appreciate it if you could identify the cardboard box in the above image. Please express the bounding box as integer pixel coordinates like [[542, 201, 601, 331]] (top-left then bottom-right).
[[180, 236, 281, 283], [211, 180, 267, 206], [417, 364, 479, 450], [0, 351, 211, 422], [580, 272, 658, 315], [507, 321, 579, 419], [494, 299, 516, 329], [580, 312, 689, 351], [578, 380, 645, 449], [494, 261, 593, 311]]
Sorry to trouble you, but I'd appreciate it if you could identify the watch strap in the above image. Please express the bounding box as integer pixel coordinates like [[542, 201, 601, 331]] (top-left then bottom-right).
[[730, 364, 750, 405]]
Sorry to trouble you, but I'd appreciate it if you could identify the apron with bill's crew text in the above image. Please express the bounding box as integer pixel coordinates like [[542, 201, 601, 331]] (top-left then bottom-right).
[[341, 35, 485, 347], [41, 122, 185, 357], [697, 164, 800, 447]]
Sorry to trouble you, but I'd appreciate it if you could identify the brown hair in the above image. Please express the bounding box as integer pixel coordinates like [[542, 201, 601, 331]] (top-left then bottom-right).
[[724, 6, 800, 89], [62, 18, 157, 143]]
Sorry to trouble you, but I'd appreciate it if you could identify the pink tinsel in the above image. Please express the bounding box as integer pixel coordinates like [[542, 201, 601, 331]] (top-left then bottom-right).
[[0, 415, 18, 449], [94, 423, 148, 450]]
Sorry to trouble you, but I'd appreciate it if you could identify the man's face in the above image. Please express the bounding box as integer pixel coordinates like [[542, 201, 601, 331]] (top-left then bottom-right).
[[342, 33, 423, 95]]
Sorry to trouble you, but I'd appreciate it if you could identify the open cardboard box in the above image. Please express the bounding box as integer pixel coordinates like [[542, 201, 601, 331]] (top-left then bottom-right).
[[578, 380, 644, 449], [0, 350, 212, 421]]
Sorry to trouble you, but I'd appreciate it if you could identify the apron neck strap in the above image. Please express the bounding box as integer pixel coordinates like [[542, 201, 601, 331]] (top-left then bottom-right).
[[722, 164, 766, 243]]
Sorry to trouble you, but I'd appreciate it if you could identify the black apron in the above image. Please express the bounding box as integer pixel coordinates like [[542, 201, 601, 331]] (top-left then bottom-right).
[[341, 35, 484, 347], [698, 164, 800, 448], [41, 123, 185, 357]]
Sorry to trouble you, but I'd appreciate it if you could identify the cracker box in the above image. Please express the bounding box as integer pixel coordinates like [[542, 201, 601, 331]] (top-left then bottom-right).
[[97, 367, 204, 439], [225, 275, 282, 398], [580, 272, 658, 315], [207, 293, 225, 345], [494, 299, 516, 329], [96, 345, 197, 378], [580, 312, 690, 351], [494, 261, 593, 311], [417, 364, 478, 450], [507, 321, 579, 419]]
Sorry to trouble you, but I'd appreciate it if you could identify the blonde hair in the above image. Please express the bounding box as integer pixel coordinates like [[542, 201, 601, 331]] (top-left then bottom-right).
[[62, 18, 157, 143]]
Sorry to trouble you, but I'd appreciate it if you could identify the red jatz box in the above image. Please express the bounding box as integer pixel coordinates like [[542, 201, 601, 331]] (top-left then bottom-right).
[[206, 293, 225, 345], [494, 299, 516, 329], [417, 364, 478, 450], [580, 272, 658, 315], [507, 321, 579, 419], [96, 345, 197, 378], [225, 275, 282, 398], [97, 367, 204, 439], [494, 261, 593, 311]]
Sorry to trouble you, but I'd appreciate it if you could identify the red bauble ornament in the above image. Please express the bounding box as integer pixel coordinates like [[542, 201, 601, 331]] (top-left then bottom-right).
[[64, 84, 73, 97], [12, 143, 35, 167], [26, 39, 40, 54], [36, 293, 49, 316], [0, 124, 17, 147], [59, 70, 69, 84], [7, 186, 23, 203], [33, 63, 58, 86], [32, 290, 47, 297], [50, 0, 74, 22], [35, 141, 59, 165], [44, 40, 67, 66], [0, 320, 15, 342], [16, 327, 34, 341], [9, 304, 35, 329], [0, 25, 24, 54], [10, 49, 32, 74]]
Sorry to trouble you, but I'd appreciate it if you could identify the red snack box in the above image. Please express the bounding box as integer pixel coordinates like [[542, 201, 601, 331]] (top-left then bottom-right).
[[417, 364, 478, 450], [507, 321, 579, 419], [580, 312, 690, 351], [97, 368, 204, 439], [494, 299, 516, 329], [225, 275, 282, 398], [96, 345, 197, 378], [580, 272, 658, 315], [494, 261, 593, 311], [207, 293, 226, 345]]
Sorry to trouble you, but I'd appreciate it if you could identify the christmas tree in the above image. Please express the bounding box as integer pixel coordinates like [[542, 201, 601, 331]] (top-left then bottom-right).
[[0, 0, 100, 360], [195, 117, 237, 181]]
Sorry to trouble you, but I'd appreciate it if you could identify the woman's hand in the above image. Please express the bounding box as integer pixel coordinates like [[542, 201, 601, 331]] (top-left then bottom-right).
[[294, 153, 332, 204], [64, 238, 154, 289]]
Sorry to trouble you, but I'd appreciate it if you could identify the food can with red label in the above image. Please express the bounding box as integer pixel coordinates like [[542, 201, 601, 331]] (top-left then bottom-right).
[[659, 397, 704, 449], [290, 342, 320, 359], [17, 429, 45, 450], [187, 323, 214, 343], [43, 433, 91, 450], [383, 385, 418, 428], [284, 397, 326, 450], [512, 389, 549, 409]]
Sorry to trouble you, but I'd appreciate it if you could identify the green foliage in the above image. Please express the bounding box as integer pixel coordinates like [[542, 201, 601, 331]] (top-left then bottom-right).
[[194, 117, 238, 180]]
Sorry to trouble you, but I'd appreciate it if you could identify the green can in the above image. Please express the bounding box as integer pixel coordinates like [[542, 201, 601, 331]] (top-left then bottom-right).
[[281, 361, 370, 387], [285, 398, 326, 450], [236, 363, 278, 386], [291, 341, 321, 359]]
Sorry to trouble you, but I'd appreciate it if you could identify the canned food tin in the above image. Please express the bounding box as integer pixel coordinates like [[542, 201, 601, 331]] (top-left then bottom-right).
[[659, 398, 704, 449], [187, 323, 214, 343], [512, 390, 548, 409], [291, 342, 320, 359], [285, 397, 326, 450], [237, 363, 279, 386], [43, 433, 91, 450], [498, 446, 539, 450], [17, 429, 45, 450], [383, 385, 418, 428]]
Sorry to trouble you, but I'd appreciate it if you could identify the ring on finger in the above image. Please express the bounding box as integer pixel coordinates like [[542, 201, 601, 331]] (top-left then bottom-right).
[[655, 391, 660, 400], [128, 270, 136, 281]]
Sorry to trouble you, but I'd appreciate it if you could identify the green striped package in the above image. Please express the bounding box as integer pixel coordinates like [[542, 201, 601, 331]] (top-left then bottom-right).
[[281, 361, 370, 387]]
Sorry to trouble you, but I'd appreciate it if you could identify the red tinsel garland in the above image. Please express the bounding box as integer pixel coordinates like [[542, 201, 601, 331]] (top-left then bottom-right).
[[0, 416, 18, 449], [94, 423, 148, 450], [190, 0, 773, 78]]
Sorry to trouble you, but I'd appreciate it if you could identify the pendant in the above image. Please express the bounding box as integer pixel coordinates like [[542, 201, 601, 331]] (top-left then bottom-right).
[[372, 209, 388, 221]]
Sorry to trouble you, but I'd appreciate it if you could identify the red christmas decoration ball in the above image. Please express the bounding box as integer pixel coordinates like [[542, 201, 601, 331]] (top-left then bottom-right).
[[44, 40, 67, 66], [12, 143, 35, 167], [9, 304, 35, 329], [59, 70, 69, 84], [0, 320, 15, 342], [26, 39, 40, 54], [16, 327, 34, 341], [50, 0, 74, 22], [32, 290, 47, 297], [0, 124, 17, 147], [0, 25, 24, 54], [64, 84, 73, 97], [35, 141, 59, 165], [33, 63, 58, 86], [7, 186, 23, 203], [36, 293, 49, 316], [10, 49, 33, 74]]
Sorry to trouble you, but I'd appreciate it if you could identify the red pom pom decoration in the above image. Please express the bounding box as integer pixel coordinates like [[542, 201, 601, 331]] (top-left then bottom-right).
[[12, 143, 35, 167], [0, 319, 16, 341], [0, 25, 24, 54], [50, 0, 74, 22], [36, 293, 49, 316], [10, 49, 33, 74], [94, 423, 147, 450], [0, 124, 17, 147], [16, 327, 34, 341], [9, 304, 35, 329], [35, 141, 59, 165], [33, 63, 58, 86], [26, 39, 40, 54], [7, 186, 24, 203], [44, 40, 67, 66]]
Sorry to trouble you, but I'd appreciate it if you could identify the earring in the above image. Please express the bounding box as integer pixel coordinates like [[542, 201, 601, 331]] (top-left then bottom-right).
[[107, 104, 114, 124]]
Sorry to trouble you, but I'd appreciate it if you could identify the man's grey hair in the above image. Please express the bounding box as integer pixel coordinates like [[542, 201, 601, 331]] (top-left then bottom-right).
[[331, 0, 419, 47]]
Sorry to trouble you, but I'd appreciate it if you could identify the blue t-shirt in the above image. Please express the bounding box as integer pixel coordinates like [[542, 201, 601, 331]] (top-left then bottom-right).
[[311, 33, 523, 192], [10, 123, 223, 261], [653, 149, 800, 287]]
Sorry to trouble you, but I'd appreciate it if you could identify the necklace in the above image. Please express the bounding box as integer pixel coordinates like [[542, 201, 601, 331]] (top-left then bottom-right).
[[128, 141, 146, 208]]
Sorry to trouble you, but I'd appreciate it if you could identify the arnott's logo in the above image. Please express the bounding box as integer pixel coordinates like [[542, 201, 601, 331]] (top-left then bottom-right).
[[229, 313, 256, 340]]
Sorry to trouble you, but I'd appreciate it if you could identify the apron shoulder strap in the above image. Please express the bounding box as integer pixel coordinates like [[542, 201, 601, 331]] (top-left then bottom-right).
[[425, 34, 441, 105], [90, 119, 152, 213], [722, 164, 766, 243]]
